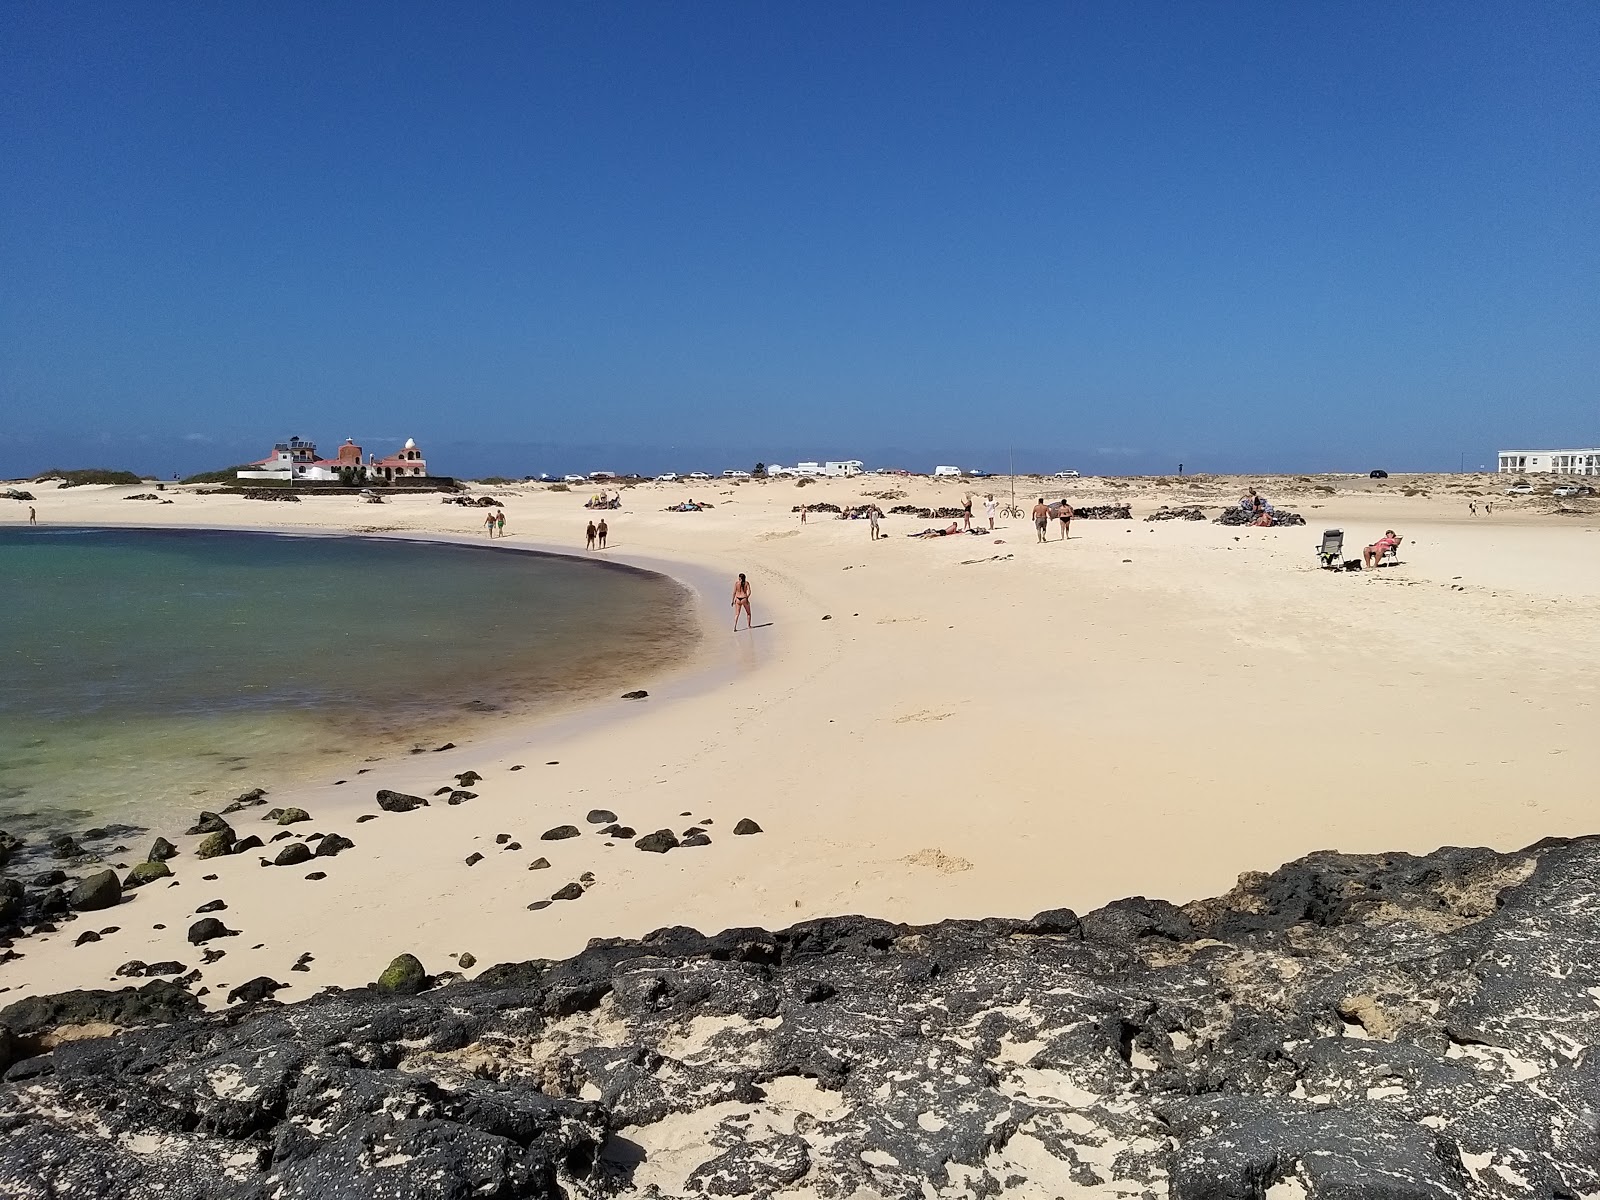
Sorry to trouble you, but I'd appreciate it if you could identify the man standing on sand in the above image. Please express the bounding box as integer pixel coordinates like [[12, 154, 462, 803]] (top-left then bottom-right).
[[869, 507, 881, 540], [484, 511, 496, 538], [732, 572, 753, 630], [28, 506, 37, 525], [496, 510, 506, 537], [597, 518, 608, 549], [585, 520, 597, 550], [984, 494, 997, 529], [800, 505, 808, 525], [1032, 498, 1050, 543], [1057, 500, 1073, 540]]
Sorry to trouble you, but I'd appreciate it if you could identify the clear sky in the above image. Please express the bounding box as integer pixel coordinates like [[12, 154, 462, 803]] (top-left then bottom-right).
[[3, 2, 1596, 478]]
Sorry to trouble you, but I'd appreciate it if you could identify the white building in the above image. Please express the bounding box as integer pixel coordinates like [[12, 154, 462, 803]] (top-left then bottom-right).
[[238, 436, 429, 482], [1497, 448, 1600, 475]]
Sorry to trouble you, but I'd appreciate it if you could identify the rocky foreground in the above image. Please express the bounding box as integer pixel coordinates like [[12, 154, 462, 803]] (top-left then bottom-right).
[[2, 836, 1597, 1199]]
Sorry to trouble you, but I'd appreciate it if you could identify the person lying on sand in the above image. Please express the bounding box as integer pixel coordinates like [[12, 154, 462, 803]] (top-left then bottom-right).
[[1363, 530, 1401, 568], [909, 522, 962, 538]]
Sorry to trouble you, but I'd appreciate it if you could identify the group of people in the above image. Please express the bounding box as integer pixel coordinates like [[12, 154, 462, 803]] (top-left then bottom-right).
[[482, 509, 507, 537], [1241, 489, 1276, 526], [1030, 498, 1073, 543], [585, 518, 610, 549]]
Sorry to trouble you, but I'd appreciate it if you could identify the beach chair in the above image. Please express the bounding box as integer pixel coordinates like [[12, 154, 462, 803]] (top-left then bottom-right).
[[1317, 529, 1343, 569], [1380, 536, 1402, 564]]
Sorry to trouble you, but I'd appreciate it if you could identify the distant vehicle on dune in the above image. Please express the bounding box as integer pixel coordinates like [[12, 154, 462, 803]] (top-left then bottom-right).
[[1505, 481, 1534, 495], [655, 472, 679, 482], [687, 471, 712, 480], [561, 474, 584, 483], [1369, 469, 1389, 478], [1053, 470, 1081, 478]]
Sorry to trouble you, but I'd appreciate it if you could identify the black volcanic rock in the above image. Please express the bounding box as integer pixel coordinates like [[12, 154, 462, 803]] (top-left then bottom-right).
[[541, 825, 581, 841], [733, 818, 763, 835], [67, 870, 121, 912], [635, 829, 678, 853], [184, 811, 230, 836], [314, 834, 355, 858], [186, 917, 235, 945], [375, 790, 429, 813], [147, 837, 178, 862], [585, 809, 618, 825], [5, 839, 1600, 1198], [273, 843, 313, 867]]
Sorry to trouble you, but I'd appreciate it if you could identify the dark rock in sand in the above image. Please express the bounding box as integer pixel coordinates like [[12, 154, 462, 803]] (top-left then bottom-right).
[[432, 742, 455, 752], [31, 869, 67, 888], [526, 899, 551, 910], [681, 833, 712, 847], [541, 825, 580, 841], [231, 834, 264, 854], [304, 871, 326, 880], [186, 917, 236, 945], [74, 930, 101, 947], [315, 834, 354, 858], [374, 953, 427, 995], [586, 809, 618, 824], [355, 814, 378, 823], [621, 690, 648, 700], [494, 833, 511, 845], [446, 789, 476, 805], [194, 830, 235, 859], [375, 789, 429, 813], [184, 811, 231, 837], [274, 807, 311, 825], [269, 830, 293, 842], [200, 948, 225, 964], [147, 837, 177, 862], [455, 771, 482, 785], [528, 857, 550, 870], [0, 978, 200, 1039], [122, 861, 171, 888], [226, 976, 286, 1005], [220, 787, 268, 814], [194, 899, 226, 914], [464, 852, 483, 867], [0, 830, 22, 865], [457, 952, 476, 970], [50, 835, 85, 859], [600, 824, 636, 839], [550, 882, 584, 901], [273, 843, 313, 867], [733, 818, 763, 835], [635, 829, 679, 853], [68, 870, 121, 912], [291, 953, 314, 972], [433, 786, 453, 796]]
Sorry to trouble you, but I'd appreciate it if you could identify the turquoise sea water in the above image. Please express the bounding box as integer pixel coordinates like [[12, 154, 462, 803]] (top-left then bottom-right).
[[0, 528, 695, 836]]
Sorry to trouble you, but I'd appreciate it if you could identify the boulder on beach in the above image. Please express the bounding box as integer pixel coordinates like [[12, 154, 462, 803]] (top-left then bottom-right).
[[68, 870, 122, 912], [586, 809, 618, 825], [375, 953, 427, 995], [194, 829, 236, 859], [315, 834, 355, 858], [541, 825, 581, 841], [375, 790, 429, 813], [185, 811, 231, 836], [274, 843, 313, 867], [275, 808, 311, 826], [733, 818, 764, 835], [446, 790, 476, 805], [551, 882, 584, 901], [122, 861, 171, 889], [635, 829, 679, 854], [232, 834, 264, 853], [226, 977, 286, 1006], [186, 917, 236, 945], [147, 837, 178, 862], [528, 857, 550, 870], [0, 830, 21, 865]]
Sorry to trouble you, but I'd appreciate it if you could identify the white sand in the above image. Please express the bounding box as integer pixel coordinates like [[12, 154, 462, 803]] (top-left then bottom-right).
[[3, 473, 1597, 1006]]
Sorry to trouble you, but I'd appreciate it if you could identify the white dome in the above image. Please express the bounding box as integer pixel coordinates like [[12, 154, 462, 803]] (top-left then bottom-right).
[[403, 437, 416, 450]]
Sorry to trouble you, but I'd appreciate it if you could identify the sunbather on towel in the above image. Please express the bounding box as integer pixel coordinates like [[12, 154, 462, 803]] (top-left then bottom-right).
[[1363, 530, 1401, 568], [909, 522, 962, 538]]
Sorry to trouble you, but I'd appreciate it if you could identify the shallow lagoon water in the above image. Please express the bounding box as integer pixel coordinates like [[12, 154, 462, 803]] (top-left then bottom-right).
[[0, 527, 696, 836]]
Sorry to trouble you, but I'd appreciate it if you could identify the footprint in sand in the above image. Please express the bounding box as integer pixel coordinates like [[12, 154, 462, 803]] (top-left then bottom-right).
[[894, 710, 955, 724]]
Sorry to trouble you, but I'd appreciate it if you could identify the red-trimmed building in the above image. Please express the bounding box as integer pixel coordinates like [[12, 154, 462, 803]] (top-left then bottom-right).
[[368, 438, 428, 480], [237, 437, 429, 482]]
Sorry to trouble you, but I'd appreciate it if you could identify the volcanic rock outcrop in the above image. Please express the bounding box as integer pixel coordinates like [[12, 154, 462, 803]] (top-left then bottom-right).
[[3, 837, 1598, 1198]]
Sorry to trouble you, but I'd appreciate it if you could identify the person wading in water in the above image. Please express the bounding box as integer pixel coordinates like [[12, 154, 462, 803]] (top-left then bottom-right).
[[732, 573, 753, 631]]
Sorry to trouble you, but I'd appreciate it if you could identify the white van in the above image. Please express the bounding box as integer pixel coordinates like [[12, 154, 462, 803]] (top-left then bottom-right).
[[933, 465, 963, 477]]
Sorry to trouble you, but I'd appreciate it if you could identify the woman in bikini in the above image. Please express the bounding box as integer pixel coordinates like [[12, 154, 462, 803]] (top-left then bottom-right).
[[732, 573, 753, 630]]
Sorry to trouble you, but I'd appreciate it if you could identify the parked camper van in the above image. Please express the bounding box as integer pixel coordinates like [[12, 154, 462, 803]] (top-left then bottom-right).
[[933, 465, 963, 477]]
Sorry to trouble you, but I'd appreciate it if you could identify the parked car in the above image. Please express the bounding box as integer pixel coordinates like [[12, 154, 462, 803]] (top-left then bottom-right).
[[1369, 470, 1388, 479], [1505, 481, 1534, 495], [655, 472, 679, 482], [687, 471, 711, 480], [722, 469, 751, 479], [1553, 483, 1595, 497], [1053, 470, 1081, 478], [561, 474, 585, 483]]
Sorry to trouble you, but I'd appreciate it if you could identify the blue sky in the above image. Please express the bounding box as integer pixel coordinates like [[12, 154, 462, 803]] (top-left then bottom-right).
[[3, 2, 1596, 478]]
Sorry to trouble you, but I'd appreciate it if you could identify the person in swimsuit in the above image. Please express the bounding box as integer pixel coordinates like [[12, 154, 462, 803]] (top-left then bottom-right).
[[800, 505, 808, 524], [1363, 529, 1401, 568], [962, 495, 973, 530], [732, 573, 753, 630], [484, 511, 496, 538], [869, 507, 881, 540], [496, 510, 506, 537], [984, 494, 997, 529], [597, 518, 608, 548], [585, 520, 597, 550], [1031, 498, 1050, 543], [1057, 501, 1073, 540]]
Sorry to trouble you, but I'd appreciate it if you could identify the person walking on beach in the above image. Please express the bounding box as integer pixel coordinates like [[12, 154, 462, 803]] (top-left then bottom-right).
[[732, 573, 753, 631], [962, 494, 973, 530], [496, 509, 506, 537], [869, 507, 881, 541], [1057, 500, 1073, 540], [1469, 501, 1477, 517], [484, 511, 496, 538], [800, 505, 808, 525], [984, 494, 997, 529], [597, 518, 608, 549], [28, 506, 37, 525], [1032, 498, 1050, 543], [585, 520, 597, 550]]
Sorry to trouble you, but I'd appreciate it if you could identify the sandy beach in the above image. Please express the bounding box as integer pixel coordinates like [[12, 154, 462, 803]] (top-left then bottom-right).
[[3, 472, 1598, 1008]]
